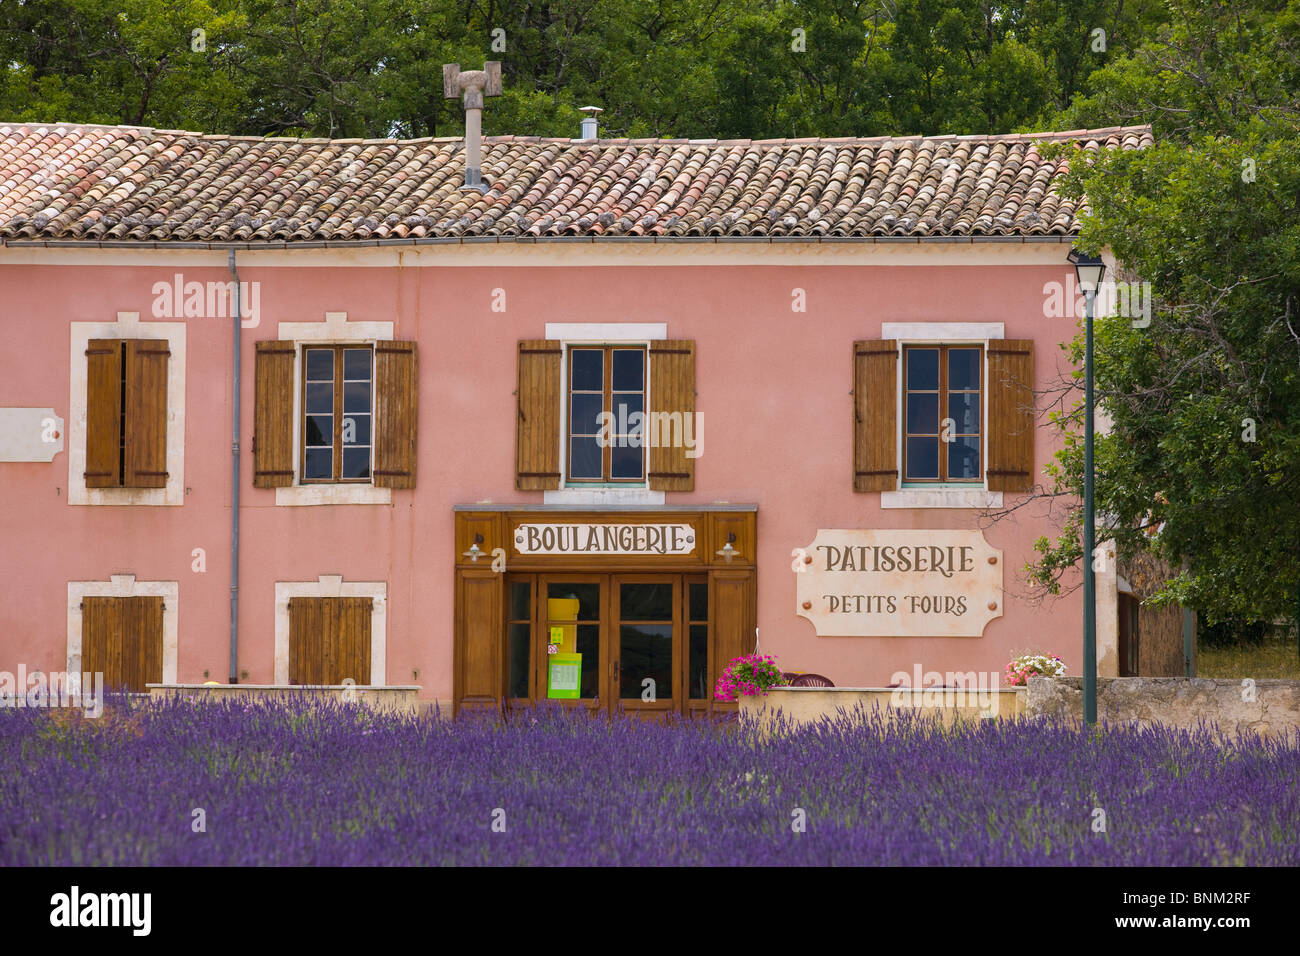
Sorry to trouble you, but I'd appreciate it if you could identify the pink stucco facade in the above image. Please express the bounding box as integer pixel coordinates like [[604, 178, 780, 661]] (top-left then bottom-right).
[[0, 244, 1088, 705]]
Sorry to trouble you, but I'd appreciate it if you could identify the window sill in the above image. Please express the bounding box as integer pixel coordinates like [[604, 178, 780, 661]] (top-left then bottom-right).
[[880, 488, 1003, 510], [544, 487, 665, 507], [275, 484, 392, 507]]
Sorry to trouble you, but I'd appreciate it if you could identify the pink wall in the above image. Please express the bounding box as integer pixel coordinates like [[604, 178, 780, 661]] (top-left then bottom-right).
[[0, 256, 1085, 698]]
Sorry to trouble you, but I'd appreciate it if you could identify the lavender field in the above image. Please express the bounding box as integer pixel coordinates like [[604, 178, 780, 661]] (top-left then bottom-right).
[[2, 697, 1297, 866]]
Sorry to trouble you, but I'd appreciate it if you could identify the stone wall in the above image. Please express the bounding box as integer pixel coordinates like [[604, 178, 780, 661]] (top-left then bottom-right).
[[1025, 676, 1300, 738]]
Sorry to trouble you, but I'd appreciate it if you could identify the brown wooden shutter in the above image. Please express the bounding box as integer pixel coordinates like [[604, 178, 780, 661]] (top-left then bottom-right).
[[331, 597, 373, 684], [986, 339, 1035, 492], [853, 339, 898, 492], [515, 340, 562, 490], [648, 340, 696, 491], [123, 340, 170, 488], [82, 595, 162, 692], [374, 341, 417, 488], [82, 596, 120, 686], [454, 569, 504, 714], [254, 341, 296, 488], [288, 597, 324, 685], [710, 569, 756, 707], [85, 340, 122, 487]]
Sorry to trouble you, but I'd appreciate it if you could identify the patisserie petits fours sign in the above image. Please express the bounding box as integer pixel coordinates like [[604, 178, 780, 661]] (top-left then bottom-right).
[[795, 529, 1003, 637]]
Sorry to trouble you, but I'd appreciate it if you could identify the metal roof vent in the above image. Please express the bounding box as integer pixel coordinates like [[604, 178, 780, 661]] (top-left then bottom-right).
[[579, 106, 603, 141]]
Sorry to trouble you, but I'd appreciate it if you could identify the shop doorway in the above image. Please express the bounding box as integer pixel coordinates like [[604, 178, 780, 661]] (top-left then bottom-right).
[[504, 573, 711, 718]]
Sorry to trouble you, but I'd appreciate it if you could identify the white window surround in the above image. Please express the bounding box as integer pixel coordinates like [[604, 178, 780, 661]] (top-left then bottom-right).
[[880, 321, 1005, 510], [273, 576, 387, 685], [69, 311, 186, 506], [543, 323, 667, 507], [67, 575, 179, 682], [274, 312, 394, 506]]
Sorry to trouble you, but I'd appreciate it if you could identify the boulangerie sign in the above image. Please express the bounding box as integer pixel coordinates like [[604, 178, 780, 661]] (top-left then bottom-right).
[[513, 523, 697, 556], [795, 529, 1003, 637]]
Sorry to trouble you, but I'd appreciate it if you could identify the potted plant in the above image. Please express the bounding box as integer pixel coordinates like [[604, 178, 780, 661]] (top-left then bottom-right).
[[714, 653, 788, 702], [1004, 653, 1067, 686]]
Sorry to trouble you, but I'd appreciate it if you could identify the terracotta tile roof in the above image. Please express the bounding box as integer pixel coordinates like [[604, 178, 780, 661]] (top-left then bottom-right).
[[0, 122, 1151, 243]]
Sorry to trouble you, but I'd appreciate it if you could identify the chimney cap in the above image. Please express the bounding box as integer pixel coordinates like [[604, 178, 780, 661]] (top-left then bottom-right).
[[578, 105, 604, 115]]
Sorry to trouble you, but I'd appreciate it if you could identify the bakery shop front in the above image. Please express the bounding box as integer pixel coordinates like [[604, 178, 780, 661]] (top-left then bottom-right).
[[453, 508, 755, 717]]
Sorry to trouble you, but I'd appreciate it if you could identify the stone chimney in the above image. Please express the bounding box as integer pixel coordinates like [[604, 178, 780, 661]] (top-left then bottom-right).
[[443, 62, 503, 193]]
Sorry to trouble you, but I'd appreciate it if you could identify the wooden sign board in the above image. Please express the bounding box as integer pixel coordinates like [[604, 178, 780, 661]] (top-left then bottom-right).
[[795, 529, 1003, 637]]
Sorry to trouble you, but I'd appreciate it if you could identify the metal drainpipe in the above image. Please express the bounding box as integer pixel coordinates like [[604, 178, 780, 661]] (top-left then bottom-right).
[[228, 250, 241, 684]]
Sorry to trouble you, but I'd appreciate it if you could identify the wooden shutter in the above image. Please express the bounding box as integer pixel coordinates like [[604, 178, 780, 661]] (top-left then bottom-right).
[[374, 341, 417, 488], [455, 569, 504, 714], [82, 595, 162, 692], [853, 339, 898, 492], [288, 597, 325, 685], [331, 597, 373, 684], [515, 340, 562, 490], [710, 569, 756, 707], [253, 341, 296, 488], [85, 340, 122, 487], [124, 340, 170, 487], [986, 339, 1035, 492], [648, 340, 696, 491]]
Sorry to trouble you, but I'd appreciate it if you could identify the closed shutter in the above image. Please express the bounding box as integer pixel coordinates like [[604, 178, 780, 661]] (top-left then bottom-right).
[[124, 340, 170, 488], [853, 339, 898, 492], [82, 595, 162, 692], [85, 340, 122, 487], [986, 339, 1035, 492], [515, 340, 562, 490], [373, 341, 417, 489], [253, 341, 296, 488], [710, 569, 756, 707], [289, 596, 372, 685], [455, 569, 504, 714], [648, 340, 695, 491]]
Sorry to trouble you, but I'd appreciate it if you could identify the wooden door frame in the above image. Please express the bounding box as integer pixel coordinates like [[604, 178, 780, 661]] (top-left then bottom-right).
[[536, 573, 610, 713], [611, 573, 682, 718]]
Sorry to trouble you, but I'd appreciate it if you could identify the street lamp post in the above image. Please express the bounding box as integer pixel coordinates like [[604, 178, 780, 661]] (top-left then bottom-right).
[[1069, 248, 1105, 726]]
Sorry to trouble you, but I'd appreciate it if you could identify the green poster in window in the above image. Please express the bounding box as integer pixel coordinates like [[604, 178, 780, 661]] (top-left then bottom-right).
[[547, 653, 582, 699]]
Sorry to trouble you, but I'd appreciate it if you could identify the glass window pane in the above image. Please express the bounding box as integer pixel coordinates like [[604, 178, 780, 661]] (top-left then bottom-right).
[[906, 393, 938, 434], [612, 393, 643, 425], [303, 447, 333, 479], [949, 349, 981, 391], [305, 415, 332, 446], [305, 349, 333, 381], [343, 349, 371, 380], [508, 622, 531, 699], [509, 581, 531, 622], [947, 392, 980, 434], [689, 583, 708, 622], [570, 393, 605, 435], [569, 436, 602, 479], [343, 380, 370, 413], [342, 446, 370, 479], [690, 623, 708, 699], [610, 444, 643, 480], [612, 349, 644, 391], [906, 437, 939, 479], [571, 349, 603, 391], [620, 582, 672, 620], [576, 624, 601, 698], [619, 624, 672, 700], [341, 414, 370, 446], [547, 583, 599, 621], [305, 381, 333, 414], [947, 436, 981, 480], [907, 348, 938, 390]]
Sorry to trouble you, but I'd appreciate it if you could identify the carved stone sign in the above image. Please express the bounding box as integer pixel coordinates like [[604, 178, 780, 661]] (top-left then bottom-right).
[[795, 529, 1003, 637], [514, 523, 697, 556]]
